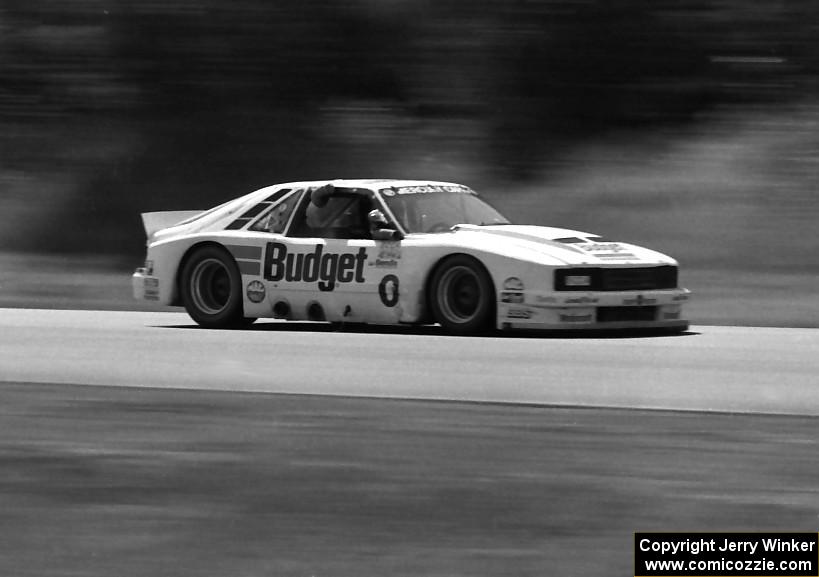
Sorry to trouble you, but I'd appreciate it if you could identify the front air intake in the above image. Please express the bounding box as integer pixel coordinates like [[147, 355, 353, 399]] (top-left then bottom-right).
[[555, 266, 678, 291]]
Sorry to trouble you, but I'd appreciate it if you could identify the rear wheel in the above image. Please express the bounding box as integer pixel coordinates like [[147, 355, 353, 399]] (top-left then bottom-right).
[[180, 245, 252, 328], [429, 255, 494, 334]]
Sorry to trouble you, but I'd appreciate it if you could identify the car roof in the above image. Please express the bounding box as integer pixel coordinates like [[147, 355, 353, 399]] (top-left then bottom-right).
[[236, 178, 471, 208], [187, 179, 462, 229], [268, 178, 467, 190]]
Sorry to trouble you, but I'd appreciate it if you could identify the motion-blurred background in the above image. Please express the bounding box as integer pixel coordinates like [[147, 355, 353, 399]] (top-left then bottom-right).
[[1, 0, 817, 325]]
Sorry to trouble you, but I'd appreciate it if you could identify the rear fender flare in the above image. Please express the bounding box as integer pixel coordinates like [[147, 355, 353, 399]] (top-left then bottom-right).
[[173, 241, 232, 307]]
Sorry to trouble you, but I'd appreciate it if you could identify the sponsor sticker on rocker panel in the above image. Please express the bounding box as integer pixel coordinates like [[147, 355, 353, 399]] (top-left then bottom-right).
[[264, 242, 367, 292]]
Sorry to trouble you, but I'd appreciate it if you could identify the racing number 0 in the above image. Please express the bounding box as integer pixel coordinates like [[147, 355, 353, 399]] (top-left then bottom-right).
[[378, 275, 399, 307]]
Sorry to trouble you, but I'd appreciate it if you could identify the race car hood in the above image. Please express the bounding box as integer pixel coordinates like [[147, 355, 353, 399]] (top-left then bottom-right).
[[449, 224, 676, 266]]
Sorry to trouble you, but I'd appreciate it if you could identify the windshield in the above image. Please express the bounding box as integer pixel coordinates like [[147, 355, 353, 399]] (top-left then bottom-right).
[[380, 186, 510, 233]]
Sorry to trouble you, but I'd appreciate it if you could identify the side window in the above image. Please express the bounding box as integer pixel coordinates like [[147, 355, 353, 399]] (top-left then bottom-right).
[[250, 190, 301, 234], [289, 192, 375, 239], [225, 188, 292, 230]]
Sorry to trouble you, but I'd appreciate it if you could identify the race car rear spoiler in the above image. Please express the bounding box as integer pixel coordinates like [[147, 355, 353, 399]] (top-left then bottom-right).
[[140, 211, 204, 238]]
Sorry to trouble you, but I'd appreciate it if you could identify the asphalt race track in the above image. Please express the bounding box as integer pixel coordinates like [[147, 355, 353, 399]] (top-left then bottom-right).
[[2, 308, 817, 415], [4, 308, 819, 576]]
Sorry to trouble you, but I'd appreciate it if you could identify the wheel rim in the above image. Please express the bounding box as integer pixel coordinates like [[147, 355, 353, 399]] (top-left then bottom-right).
[[190, 258, 232, 315], [436, 265, 483, 323]]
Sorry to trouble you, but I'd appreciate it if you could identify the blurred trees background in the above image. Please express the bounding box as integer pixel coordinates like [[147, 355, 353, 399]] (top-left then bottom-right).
[[1, 0, 817, 257]]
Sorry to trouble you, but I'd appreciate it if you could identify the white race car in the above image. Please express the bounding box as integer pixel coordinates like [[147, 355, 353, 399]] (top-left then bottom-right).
[[133, 179, 690, 334]]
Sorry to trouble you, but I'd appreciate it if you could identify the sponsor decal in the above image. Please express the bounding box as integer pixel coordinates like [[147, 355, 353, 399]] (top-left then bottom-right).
[[623, 295, 657, 306], [143, 277, 159, 300], [377, 242, 401, 261], [576, 242, 636, 259], [372, 241, 401, 268], [381, 184, 473, 196], [501, 292, 524, 304], [559, 313, 593, 323], [506, 308, 532, 319], [578, 242, 627, 253], [501, 277, 525, 303], [535, 295, 558, 304], [502, 277, 524, 291], [378, 274, 400, 307], [264, 242, 367, 291], [564, 296, 598, 305], [246, 280, 266, 303]]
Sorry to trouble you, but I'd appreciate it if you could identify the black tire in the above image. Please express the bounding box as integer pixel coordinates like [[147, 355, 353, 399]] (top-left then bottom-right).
[[429, 255, 495, 334], [180, 245, 250, 328]]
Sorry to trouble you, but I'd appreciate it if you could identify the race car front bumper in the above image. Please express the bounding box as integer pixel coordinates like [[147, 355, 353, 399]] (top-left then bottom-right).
[[498, 288, 691, 331]]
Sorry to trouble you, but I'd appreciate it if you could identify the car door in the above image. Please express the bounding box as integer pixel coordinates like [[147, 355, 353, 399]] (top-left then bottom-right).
[[264, 186, 407, 323]]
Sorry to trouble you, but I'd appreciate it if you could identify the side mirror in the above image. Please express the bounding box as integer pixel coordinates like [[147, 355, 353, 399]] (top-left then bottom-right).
[[368, 209, 403, 241], [372, 228, 403, 241]]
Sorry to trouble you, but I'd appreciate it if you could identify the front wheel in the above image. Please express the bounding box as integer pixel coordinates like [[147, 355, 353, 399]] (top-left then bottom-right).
[[180, 245, 249, 328], [429, 255, 495, 334]]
